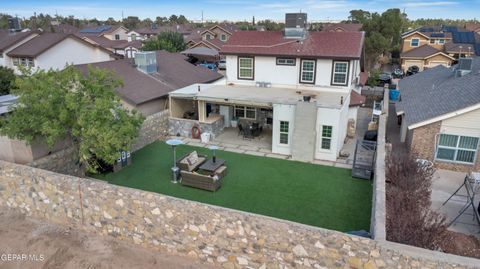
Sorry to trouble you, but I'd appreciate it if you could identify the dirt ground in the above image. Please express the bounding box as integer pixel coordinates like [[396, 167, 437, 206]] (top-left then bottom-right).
[[439, 231, 480, 259], [0, 210, 219, 269]]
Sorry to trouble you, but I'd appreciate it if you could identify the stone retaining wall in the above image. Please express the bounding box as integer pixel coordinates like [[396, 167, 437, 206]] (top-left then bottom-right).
[[28, 146, 83, 177], [131, 110, 170, 152], [169, 117, 224, 139], [0, 161, 478, 268]]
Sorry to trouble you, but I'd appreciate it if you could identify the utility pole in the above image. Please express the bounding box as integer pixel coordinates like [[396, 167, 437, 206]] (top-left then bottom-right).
[[201, 10, 204, 24]]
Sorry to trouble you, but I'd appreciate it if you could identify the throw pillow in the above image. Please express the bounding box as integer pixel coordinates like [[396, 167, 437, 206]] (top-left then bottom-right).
[[189, 151, 199, 164]]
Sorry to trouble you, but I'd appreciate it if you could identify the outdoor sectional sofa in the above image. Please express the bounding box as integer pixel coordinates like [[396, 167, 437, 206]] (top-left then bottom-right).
[[176, 151, 225, 192]]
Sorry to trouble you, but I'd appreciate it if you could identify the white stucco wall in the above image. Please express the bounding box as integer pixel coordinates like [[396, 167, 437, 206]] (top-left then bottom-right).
[[272, 103, 296, 155], [225, 55, 358, 91], [34, 37, 113, 71], [314, 102, 348, 161], [104, 28, 129, 41]]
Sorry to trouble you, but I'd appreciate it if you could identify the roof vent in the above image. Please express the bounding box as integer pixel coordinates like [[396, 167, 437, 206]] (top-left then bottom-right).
[[284, 13, 307, 39], [134, 51, 157, 74], [454, 58, 473, 77]]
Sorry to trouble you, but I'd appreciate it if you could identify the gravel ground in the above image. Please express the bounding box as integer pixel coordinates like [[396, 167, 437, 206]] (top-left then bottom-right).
[[0, 210, 219, 269]]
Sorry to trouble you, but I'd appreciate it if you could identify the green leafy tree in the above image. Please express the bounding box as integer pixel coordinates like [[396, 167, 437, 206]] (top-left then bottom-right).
[[177, 15, 189, 25], [123, 16, 140, 29], [0, 66, 144, 172], [169, 15, 178, 24], [0, 66, 16, 95], [142, 31, 186, 52]]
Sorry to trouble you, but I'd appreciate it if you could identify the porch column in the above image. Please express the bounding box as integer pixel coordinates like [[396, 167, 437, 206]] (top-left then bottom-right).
[[198, 100, 206, 122]]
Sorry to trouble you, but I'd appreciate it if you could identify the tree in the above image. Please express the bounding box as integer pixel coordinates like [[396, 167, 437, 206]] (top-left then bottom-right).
[[169, 15, 178, 24], [386, 153, 448, 250], [142, 31, 186, 52], [177, 15, 188, 25], [0, 66, 144, 173], [0, 66, 16, 95], [123, 16, 140, 29]]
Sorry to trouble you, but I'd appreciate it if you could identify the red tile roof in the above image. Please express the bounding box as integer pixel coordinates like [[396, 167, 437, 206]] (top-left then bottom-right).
[[359, 72, 368, 86], [220, 31, 364, 59]]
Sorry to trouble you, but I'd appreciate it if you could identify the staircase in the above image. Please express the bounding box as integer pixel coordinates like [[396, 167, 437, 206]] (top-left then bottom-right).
[[291, 101, 317, 162]]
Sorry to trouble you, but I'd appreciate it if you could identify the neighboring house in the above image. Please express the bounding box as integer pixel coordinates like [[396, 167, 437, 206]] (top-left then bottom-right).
[[78, 25, 143, 58], [322, 23, 362, 32], [464, 23, 480, 35], [0, 30, 40, 68], [169, 13, 365, 162], [400, 26, 480, 72], [400, 30, 455, 71], [396, 57, 480, 172], [75, 50, 223, 116], [186, 24, 237, 50], [5, 32, 114, 74]]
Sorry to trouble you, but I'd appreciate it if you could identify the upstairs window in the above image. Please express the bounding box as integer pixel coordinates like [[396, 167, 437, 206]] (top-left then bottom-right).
[[115, 34, 120, 40], [238, 57, 254, 80], [220, 34, 227, 41], [331, 61, 349, 86], [411, 38, 420, 47], [131, 34, 136, 41], [436, 134, 479, 164], [300, 59, 315, 84], [276, 58, 295, 66], [205, 34, 213, 40], [27, 58, 34, 67]]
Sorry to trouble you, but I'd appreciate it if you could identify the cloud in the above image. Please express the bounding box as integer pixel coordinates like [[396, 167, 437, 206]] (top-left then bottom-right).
[[401, 1, 458, 8]]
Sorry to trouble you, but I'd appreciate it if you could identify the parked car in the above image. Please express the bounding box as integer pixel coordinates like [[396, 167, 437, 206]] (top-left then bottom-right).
[[198, 63, 218, 71], [378, 72, 392, 86], [406, 65, 419, 76], [392, 68, 404, 78], [217, 59, 226, 70]]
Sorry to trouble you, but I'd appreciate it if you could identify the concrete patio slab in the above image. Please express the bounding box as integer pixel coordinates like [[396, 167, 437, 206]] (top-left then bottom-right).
[[244, 150, 266, 157], [431, 169, 480, 238]]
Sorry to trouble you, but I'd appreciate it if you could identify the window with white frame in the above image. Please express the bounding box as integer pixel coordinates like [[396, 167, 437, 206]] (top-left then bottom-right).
[[12, 58, 19, 66], [234, 106, 256, 119], [321, 125, 333, 150], [115, 34, 120, 40], [411, 38, 420, 47], [331, 61, 349, 85], [300, 59, 315, 83], [27, 58, 34, 67], [238, 57, 254, 79], [131, 34, 136, 41], [276, 58, 295, 66], [220, 34, 227, 41], [436, 134, 479, 164], [279, 121, 289, 145]]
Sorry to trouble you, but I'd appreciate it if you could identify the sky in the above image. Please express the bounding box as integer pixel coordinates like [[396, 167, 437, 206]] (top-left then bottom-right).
[[2, 0, 480, 22]]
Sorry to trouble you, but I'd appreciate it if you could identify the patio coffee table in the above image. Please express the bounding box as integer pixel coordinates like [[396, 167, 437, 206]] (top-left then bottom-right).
[[199, 158, 225, 173]]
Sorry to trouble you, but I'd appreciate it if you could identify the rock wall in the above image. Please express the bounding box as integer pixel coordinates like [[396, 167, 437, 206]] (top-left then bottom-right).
[[0, 161, 478, 269], [28, 146, 83, 177], [169, 117, 224, 139], [131, 110, 170, 152]]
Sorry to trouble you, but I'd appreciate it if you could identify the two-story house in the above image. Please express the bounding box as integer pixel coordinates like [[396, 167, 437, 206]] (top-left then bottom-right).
[[400, 29, 456, 71], [185, 24, 237, 51], [1, 32, 114, 74], [77, 25, 143, 58], [168, 14, 365, 162]]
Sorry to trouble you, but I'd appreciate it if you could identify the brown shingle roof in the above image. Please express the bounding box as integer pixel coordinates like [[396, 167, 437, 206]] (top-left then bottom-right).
[[7, 33, 113, 57], [74, 50, 223, 105], [0, 31, 39, 53], [444, 42, 475, 53], [323, 23, 362, 32], [400, 45, 440, 58], [220, 31, 364, 59]]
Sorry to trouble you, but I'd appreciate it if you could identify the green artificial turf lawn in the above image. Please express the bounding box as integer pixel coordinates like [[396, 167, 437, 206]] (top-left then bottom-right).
[[95, 141, 372, 232]]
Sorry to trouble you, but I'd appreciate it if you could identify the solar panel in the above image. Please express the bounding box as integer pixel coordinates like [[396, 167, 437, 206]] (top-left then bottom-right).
[[430, 32, 445, 38], [79, 25, 112, 33], [452, 32, 476, 44]]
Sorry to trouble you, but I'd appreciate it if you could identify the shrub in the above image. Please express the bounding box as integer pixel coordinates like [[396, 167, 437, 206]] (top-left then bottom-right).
[[386, 152, 448, 250]]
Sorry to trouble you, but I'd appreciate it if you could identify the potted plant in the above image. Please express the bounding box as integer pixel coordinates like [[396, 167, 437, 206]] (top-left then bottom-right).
[[231, 116, 238, 128]]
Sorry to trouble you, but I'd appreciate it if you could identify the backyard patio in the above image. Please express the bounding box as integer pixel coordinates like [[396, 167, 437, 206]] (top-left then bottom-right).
[[95, 141, 372, 232]]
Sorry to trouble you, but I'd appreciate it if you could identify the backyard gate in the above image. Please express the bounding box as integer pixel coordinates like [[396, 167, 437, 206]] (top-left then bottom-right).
[[352, 140, 377, 180]]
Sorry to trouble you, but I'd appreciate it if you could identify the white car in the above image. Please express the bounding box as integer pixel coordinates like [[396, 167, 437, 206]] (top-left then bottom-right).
[[218, 59, 226, 70]]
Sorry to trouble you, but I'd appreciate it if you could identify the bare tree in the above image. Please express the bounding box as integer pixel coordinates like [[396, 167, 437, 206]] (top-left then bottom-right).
[[386, 152, 448, 250]]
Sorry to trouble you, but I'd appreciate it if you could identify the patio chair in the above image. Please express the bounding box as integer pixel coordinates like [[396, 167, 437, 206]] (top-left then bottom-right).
[[243, 126, 254, 140], [238, 123, 244, 136]]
